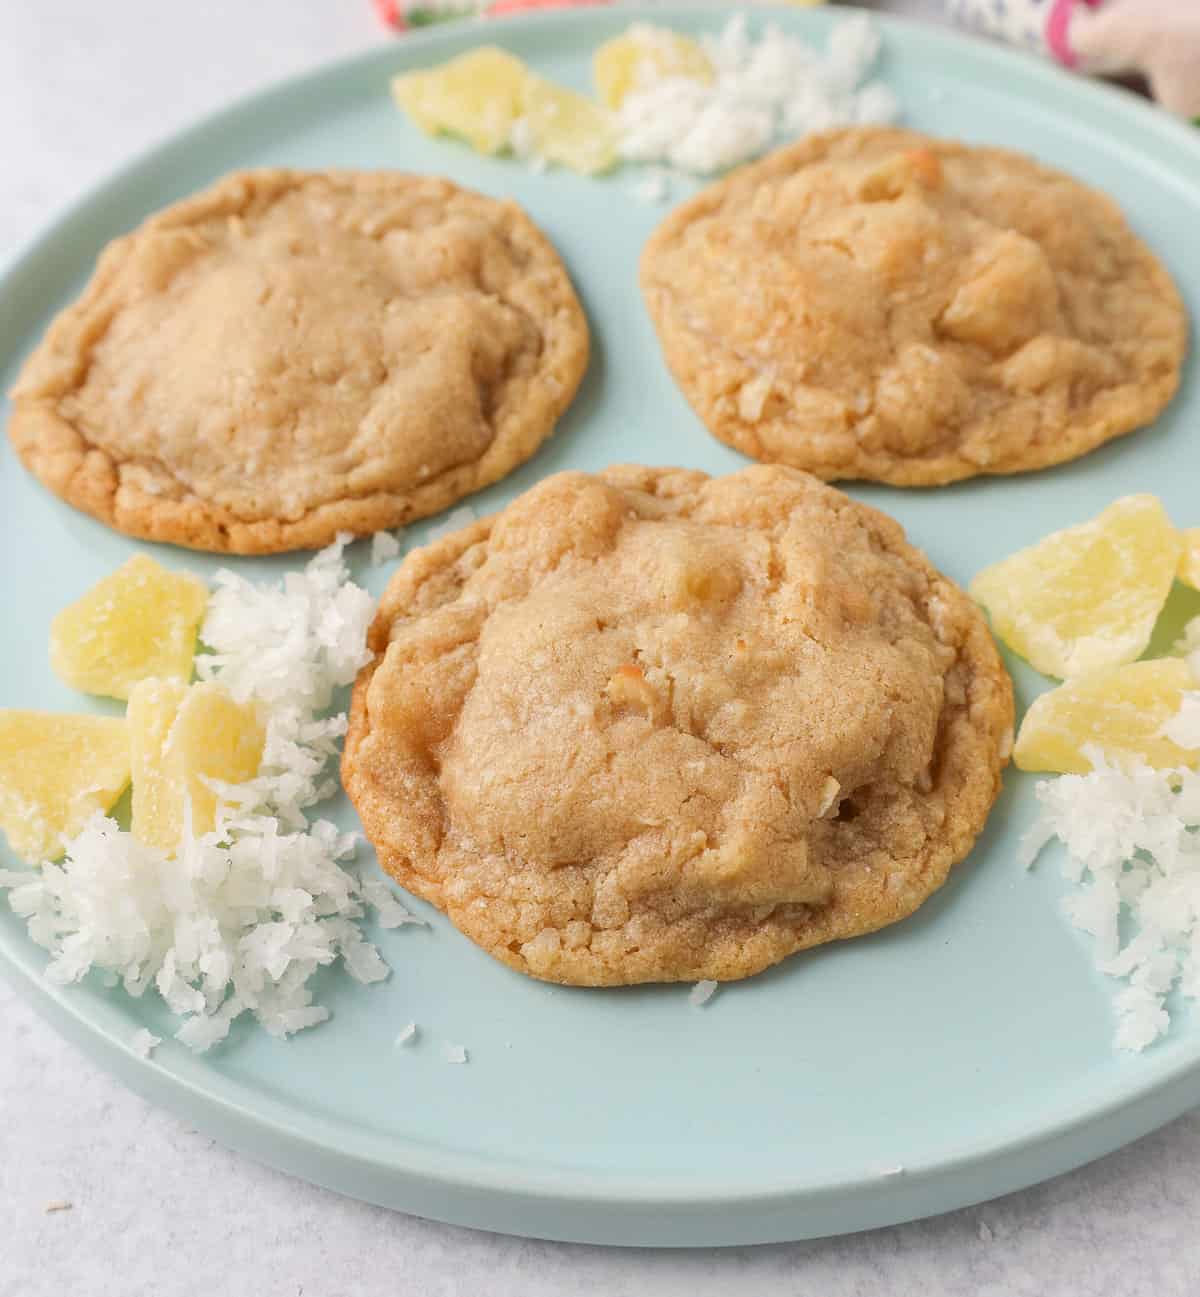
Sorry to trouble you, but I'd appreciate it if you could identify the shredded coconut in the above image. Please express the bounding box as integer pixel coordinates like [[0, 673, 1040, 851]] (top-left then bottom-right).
[[130, 1028, 161, 1059], [196, 534, 373, 712], [509, 115, 536, 160], [43, 1201, 72, 1214], [1162, 692, 1200, 749], [394, 1021, 418, 1048], [0, 538, 411, 1051], [688, 979, 718, 1006], [369, 529, 403, 566], [629, 167, 671, 206], [443, 1043, 469, 1064], [507, 117, 548, 173], [1022, 677, 1200, 1051], [617, 14, 896, 174], [1178, 618, 1200, 668], [360, 876, 426, 929]]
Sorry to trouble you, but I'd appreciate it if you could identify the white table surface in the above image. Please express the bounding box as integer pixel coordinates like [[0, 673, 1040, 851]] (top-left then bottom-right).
[[3, 2, 1199, 1294]]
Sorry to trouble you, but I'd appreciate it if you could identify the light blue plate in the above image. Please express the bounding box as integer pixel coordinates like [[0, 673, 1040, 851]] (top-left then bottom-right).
[[2, 4, 1199, 1248]]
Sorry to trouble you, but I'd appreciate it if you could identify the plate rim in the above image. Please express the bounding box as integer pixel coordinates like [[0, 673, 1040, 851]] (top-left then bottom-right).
[[3, 1, 1200, 1245]]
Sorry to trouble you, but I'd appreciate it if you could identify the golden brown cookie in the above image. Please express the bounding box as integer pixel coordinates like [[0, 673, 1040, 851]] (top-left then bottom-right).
[[641, 128, 1186, 486], [9, 170, 589, 553], [343, 464, 1014, 986]]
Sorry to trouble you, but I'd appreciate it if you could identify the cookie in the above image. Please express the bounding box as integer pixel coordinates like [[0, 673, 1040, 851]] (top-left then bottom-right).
[[8, 170, 589, 553], [641, 128, 1186, 486], [342, 464, 1014, 986]]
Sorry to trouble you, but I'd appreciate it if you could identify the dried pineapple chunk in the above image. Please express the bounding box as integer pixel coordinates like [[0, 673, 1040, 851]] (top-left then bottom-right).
[[0, 711, 130, 863], [969, 495, 1182, 679], [1179, 528, 1200, 591], [392, 47, 529, 156], [50, 554, 207, 701], [1014, 659, 1200, 774], [129, 679, 188, 851], [392, 46, 616, 174], [521, 76, 618, 175], [594, 25, 714, 109], [129, 680, 264, 853]]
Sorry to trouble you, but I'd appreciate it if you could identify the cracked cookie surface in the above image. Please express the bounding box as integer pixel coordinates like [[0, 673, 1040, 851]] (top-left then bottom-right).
[[8, 169, 589, 553], [342, 464, 1013, 985], [641, 128, 1186, 486]]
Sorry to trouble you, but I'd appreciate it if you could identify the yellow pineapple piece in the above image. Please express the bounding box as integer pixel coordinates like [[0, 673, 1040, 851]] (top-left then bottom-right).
[[50, 554, 208, 701], [594, 25, 714, 109], [391, 47, 529, 155], [969, 495, 1182, 679], [0, 711, 130, 864], [1179, 528, 1200, 591], [1014, 659, 1200, 774], [391, 46, 616, 175], [129, 680, 264, 853], [129, 679, 187, 851], [521, 76, 618, 176]]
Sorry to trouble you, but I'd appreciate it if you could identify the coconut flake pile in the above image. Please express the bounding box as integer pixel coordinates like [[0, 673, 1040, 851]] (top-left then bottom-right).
[[618, 14, 898, 175], [0, 536, 424, 1051], [1021, 676, 1200, 1052]]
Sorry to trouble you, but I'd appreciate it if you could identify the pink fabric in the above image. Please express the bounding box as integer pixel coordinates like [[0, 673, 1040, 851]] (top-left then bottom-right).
[[373, 0, 403, 28], [1046, 0, 1103, 67]]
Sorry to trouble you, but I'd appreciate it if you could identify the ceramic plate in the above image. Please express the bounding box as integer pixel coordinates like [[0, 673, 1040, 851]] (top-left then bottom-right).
[[3, 4, 1199, 1247]]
